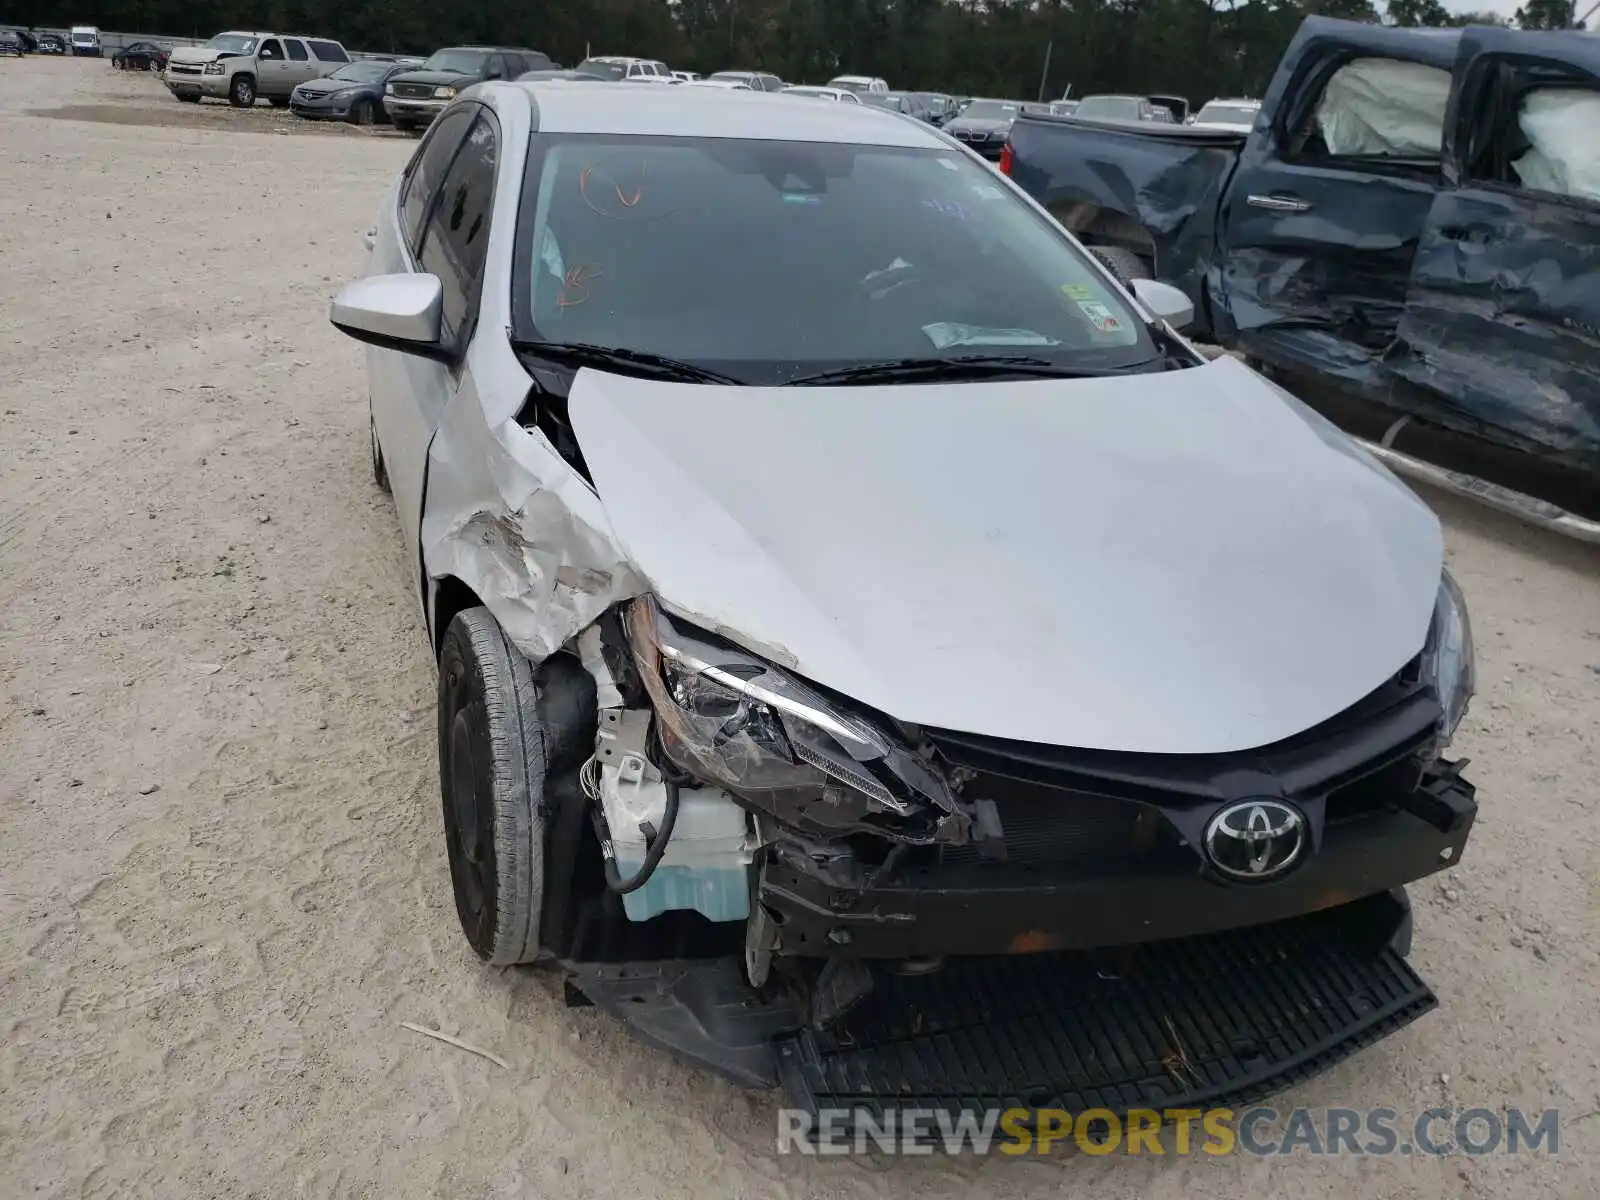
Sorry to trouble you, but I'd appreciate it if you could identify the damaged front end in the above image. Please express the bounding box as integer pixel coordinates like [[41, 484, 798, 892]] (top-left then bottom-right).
[[556, 594, 1477, 1116]]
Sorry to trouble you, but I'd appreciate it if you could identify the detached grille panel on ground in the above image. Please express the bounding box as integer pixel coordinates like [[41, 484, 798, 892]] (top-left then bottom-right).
[[777, 906, 1434, 1119]]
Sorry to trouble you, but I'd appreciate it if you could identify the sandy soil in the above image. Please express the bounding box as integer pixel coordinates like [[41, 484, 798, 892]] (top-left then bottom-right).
[[1, 55, 1597, 1200]]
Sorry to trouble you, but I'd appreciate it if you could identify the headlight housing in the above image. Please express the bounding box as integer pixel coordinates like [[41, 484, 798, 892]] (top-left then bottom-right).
[[384, 82, 395, 95], [625, 598, 966, 843], [1422, 568, 1475, 743], [203, 61, 225, 75], [433, 85, 456, 99]]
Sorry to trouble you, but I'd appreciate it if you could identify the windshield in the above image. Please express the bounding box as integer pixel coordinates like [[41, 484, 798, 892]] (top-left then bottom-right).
[[959, 101, 1019, 121], [577, 58, 626, 79], [514, 135, 1155, 384], [330, 62, 390, 83], [1195, 103, 1258, 126], [421, 49, 488, 74], [205, 34, 257, 54], [710, 71, 754, 83], [861, 94, 905, 111], [827, 77, 871, 93]]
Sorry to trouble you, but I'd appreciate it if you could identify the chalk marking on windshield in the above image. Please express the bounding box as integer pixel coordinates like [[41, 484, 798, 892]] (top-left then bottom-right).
[[558, 264, 603, 309], [578, 161, 678, 221]]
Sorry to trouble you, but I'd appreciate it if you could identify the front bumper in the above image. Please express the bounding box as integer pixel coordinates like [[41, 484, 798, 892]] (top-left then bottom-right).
[[948, 133, 1005, 159], [164, 71, 230, 98], [291, 93, 356, 120], [383, 97, 446, 124], [759, 767, 1474, 958]]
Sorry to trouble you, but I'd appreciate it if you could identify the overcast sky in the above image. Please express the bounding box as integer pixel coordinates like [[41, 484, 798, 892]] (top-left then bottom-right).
[[1435, 0, 1522, 17]]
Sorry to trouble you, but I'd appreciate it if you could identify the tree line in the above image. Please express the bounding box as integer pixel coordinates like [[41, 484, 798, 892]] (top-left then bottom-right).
[[12, 0, 1584, 103]]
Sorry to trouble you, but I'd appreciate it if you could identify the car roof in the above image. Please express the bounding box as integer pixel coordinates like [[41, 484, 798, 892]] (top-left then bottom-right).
[[512, 81, 947, 146]]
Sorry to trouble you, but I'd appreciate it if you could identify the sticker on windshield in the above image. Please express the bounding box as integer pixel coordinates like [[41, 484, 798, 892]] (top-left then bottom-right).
[[937, 158, 959, 171], [923, 323, 1061, 350], [1060, 283, 1097, 301], [1073, 299, 1123, 334], [971, 183, 1003, 200]]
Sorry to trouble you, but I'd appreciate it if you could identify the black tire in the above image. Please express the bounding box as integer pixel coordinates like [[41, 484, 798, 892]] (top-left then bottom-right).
[[369, 414, 390, 493], [1088, 245, 1153, 286], [350, 97, 376, 127], [228, 74, 255, 107], [392, 116, 415, 134], [438, 611, 592, 965]]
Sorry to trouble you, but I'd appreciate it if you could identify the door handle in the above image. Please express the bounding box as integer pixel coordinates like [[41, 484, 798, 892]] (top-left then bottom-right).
[[1247, 193, 1314, 214]]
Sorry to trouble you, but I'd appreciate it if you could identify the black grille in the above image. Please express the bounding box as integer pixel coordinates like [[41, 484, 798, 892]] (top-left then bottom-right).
[[938, 782, 1145, 867], [777, 902, 1434, 1119], [392, 82, 437, 99]]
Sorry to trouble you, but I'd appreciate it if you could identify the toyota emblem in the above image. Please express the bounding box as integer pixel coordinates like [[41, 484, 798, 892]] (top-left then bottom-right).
[[1203, 799, 1306, 881]]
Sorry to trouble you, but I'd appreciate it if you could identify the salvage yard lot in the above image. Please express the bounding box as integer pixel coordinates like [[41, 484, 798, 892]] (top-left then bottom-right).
[[1, 55, 1597, 1198]]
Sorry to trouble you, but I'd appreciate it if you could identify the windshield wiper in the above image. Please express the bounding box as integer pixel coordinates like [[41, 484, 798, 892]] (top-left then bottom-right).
[[786, 355, 1148, 386], [510, 339, 742, 385]]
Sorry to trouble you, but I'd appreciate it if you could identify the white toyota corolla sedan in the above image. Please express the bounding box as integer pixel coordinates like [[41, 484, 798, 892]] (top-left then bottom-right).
[[331, 81, 1478, 1117]]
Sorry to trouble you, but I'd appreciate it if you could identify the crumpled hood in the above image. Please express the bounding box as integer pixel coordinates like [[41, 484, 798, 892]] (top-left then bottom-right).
[[567, 355, 1442, 755], [168, 46, 226, 66]]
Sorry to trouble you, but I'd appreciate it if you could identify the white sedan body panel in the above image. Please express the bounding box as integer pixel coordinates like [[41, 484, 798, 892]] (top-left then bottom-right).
[[357, 81, 1443, 752], [567, 356, 1442, 755]]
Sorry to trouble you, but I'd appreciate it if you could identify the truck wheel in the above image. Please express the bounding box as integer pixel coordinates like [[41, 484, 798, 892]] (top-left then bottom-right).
[[229, 74, 255, 107], [438, 610, 591, 965], [392, 116, 415, 134], [1089, 246, 1152, 286], [369, 415, 389, 493]]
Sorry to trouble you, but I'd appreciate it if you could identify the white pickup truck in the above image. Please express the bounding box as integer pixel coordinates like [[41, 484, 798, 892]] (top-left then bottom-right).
[[164, 31, 351, 107]]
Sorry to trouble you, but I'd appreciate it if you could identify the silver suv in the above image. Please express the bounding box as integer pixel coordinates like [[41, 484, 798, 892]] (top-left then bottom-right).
[[164, 31, 351, 107]]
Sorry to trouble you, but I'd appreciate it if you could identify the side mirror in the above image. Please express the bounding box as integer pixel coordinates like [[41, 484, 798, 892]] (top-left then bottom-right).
[[1130, 278, 1194, 331], [329, 273, 446, 359]]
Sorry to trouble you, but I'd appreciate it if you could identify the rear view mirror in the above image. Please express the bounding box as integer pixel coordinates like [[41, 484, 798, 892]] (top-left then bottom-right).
[[1130, 278, 1195, 331], [330, 273, 446, 359]]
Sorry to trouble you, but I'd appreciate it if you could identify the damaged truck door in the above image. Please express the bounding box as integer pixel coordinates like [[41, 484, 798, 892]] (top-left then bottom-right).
[[1215, 33, 1456, 385], [1393, 27, 1600, 471]]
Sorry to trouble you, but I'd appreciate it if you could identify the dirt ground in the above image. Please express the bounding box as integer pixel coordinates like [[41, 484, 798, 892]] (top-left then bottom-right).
[[1, 55, 1597, 1200]]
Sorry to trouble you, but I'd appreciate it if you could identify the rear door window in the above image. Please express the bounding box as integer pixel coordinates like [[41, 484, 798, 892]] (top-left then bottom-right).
[[399, 107, 476, 256], [309, 41, 347, 63], [285, 40, 308, 62], [1510, 87, 1600, 204], [419, 113, 499, 351]]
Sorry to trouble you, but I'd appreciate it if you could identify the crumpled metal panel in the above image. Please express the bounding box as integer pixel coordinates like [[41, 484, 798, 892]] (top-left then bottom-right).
[[420, 369, 647, 664], [1393, 188, 1600, 468], [1006, 116, 1240, 334]]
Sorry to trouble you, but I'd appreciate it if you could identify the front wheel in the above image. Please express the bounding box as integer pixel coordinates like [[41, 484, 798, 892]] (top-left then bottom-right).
[[228, 74, 255, 107], [437, 610, 592, 965], [1087, 245, 1153, 286], [349, 97, 376, 126]]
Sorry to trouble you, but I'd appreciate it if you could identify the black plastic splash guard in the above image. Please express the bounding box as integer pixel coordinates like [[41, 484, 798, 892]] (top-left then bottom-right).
[[776, 903, 1435, 1121]]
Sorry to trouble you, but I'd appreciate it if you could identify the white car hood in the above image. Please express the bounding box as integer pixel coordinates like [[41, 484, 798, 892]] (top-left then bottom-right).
[[168, 46, 225, 66], [567, 355, 1442, 754]]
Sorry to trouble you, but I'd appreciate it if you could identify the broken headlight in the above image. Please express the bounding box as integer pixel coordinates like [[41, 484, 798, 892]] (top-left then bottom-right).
[[624, 597, 964, 842], [1422, 568, 1475, 743]]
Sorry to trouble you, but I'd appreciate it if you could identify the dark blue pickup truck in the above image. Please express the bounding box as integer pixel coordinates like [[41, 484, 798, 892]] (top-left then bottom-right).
[[1004, 18, 1600, 531]]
